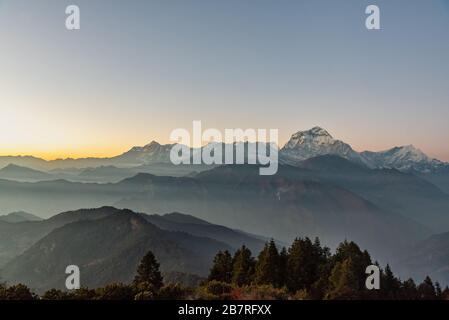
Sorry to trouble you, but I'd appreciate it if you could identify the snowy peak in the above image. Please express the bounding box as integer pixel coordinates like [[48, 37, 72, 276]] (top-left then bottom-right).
[[107, 129, 448, 173], [117, 141, 175, 165], [280, 127, 367, 166], [389, 145, 430, 163], [280, 127, 447, 173], [283, 127, 334, 149], [361, 145, 444, 173], [127, 141, 164, 153]]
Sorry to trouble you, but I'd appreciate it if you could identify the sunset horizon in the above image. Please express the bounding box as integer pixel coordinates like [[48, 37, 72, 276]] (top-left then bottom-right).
[[1, 0, 449, 308], [1, 124, 448, 162]]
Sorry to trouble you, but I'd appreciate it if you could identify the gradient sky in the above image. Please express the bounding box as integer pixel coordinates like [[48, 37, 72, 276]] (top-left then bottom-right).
[[0, 0, 448, 160]]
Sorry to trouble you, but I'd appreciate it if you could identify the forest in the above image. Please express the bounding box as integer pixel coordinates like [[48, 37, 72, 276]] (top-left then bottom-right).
[[0, 237, 447, 300]]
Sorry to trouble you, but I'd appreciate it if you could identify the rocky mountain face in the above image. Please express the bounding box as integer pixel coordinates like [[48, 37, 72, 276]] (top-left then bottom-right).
[[113, 141, 175, 165], [361, 145, 445, 173], [279, 127, 447, 174], [280, 127, 367, 166]]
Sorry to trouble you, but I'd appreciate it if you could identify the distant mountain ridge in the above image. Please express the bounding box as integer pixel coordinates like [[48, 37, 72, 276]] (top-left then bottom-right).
[[1, 127, 446, 174], [0, 164, 53, 181], [1, 150, 449, 243], [280, 127, 447, 173], [394, 231, 449, 286], [0, 211, 42, 223]]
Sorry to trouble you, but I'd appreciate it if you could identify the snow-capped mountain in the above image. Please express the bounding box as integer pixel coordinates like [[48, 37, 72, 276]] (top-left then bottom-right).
[[115, 140, 279, 166], [114, 141, 175, 165], [361, 145, 445, 173], [280, 127, 367, 166], [0, 127, 445, 174], [279, 126, 447, 173]]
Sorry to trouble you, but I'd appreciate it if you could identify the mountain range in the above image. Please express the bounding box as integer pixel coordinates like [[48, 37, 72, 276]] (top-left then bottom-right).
[[1, 127, 449, 288], [1, 127, 447, 175], [2, 158, 447, 265], [280, 127, 448, 174]]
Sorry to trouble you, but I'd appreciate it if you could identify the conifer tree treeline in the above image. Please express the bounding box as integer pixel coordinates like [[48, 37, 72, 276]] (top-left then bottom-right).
[[1, 240, 449, 300], [205, 237, 449, 300]]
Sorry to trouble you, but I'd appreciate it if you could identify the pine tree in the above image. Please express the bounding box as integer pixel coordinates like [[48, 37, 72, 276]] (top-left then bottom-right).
[[399, 278, 418, 300], [254, 240, 281, 287], [286, 237, 327, 293], [231, 246, 255, 286], [417, 276, 436, 300], [381, 264, 401, 299], [325, 258, 359, 300], [133, 251, 164, 291], [4, 284, 36, 300], [435, 282, 442, 299], [208, 250, 233, 283], [278, 247, 288, 287], [332, 240, 372, 291], [442, 286, 449, 300]]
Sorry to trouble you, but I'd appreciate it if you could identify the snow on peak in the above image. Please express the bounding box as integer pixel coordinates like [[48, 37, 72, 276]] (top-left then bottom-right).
[[361, 144, 444, 173], [280, 127, 366, 165], [284, 127, 334, 149], [394, 145, 429, 162]]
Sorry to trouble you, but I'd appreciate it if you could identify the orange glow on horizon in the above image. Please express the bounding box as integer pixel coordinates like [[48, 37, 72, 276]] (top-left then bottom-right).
[[0, 147, 130, 161], [1, 140, 448, 162]]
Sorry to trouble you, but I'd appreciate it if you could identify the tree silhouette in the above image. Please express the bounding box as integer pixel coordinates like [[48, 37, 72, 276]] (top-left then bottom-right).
[[326, 258, 359, 299], [133, 250, 163, 292], [417, 276, 436, 300], [208, 250, 233, 283], [231, 246, 255, 286], [254, 240, 281, 287], [380, 264, 401, 299], [286, 237, 328, 293]]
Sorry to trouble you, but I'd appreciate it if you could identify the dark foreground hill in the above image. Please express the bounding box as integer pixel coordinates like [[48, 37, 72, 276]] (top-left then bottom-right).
[[1, 208, 263, 292], [0, 207, 268, 292], [0, 207, 266, 273]]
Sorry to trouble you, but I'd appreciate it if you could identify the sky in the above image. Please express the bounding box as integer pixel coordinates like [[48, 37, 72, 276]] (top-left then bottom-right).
[[0, 0, 448, 160]]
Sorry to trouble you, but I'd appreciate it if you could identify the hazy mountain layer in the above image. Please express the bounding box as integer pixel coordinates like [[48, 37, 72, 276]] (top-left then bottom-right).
[[0, 210, 234, 292], [0, 207, 265, 270], [394, 231, 449, 286], [0, 164, 53, 182], [0, 211, 42, 223]]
